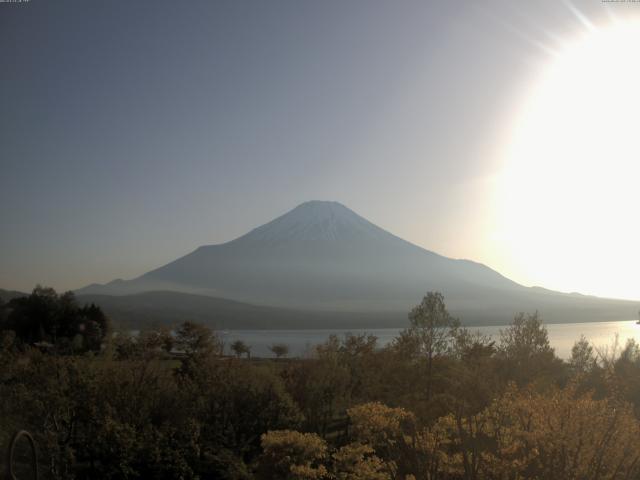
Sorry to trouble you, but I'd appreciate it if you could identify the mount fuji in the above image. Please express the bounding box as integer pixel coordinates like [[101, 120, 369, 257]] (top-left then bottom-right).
[[77, 201, 638, 326]]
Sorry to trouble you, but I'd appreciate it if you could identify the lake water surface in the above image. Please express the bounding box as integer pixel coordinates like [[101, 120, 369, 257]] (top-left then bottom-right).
[[220, 320, 640, 359]]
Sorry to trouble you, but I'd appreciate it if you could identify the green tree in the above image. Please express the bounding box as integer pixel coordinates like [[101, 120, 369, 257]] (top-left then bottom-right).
[[404, 292, 459, 401], [498, 311, 562, 386], [570, 335, 596, 375], [499, 311, 551, 357], [182, 360, 303, 475], [284, 335, 351, 436]]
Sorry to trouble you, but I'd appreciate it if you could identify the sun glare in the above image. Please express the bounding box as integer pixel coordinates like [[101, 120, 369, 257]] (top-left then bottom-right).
[[493, 20, 640, 300]]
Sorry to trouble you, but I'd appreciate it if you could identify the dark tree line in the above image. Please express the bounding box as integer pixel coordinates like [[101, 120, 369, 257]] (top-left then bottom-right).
[[0, 286, 110, 353]]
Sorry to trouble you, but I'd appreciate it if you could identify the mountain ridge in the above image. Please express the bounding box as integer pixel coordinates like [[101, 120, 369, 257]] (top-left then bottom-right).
[[76, 201, 638, 325]]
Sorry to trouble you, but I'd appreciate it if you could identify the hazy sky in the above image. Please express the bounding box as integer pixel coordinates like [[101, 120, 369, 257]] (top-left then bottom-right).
[[2, 0, 639, 300]]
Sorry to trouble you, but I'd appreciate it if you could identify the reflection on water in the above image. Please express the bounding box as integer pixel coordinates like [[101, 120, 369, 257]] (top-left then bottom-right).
[[220, 320, 640, 359]]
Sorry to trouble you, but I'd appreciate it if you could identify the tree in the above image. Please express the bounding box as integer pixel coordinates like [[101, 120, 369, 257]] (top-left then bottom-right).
[[111, 328, 174, 360], [498, 311, 560, 386], [77, 302, 110, 352], [337, 334, 380, 404], [269, 343, 290, 359], [332, 443, 389, 480], [180, 360, 303, 475], [499, 311, 552, 358], [570, 335, 596, 374], [139, 327, 174, 354], [453, 328, 495, 362], [173, 321, 222, 378], [231, 340, 251, 358], [479, 384, 640, 480], [347, 402, 423, 479], [0, 297, 7, 324], [1, 286, 110, 353], [174, 321, 221, 357], [257, 430, 329, 480], [284, 339, 350, 436], [404, 292, 459, 401]]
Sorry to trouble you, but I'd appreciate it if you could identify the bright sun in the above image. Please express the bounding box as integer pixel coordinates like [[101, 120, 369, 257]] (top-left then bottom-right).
[[492, 20, 640, 300]]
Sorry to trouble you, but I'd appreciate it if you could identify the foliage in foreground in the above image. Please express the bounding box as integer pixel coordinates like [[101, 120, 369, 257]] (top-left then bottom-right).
[[2, 289, 640, 479]]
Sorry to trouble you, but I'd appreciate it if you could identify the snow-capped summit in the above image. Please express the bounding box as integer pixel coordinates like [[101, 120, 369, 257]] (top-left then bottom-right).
[[235, 200, 404, 245]]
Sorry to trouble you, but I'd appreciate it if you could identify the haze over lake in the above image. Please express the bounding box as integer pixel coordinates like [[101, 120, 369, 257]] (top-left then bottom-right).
[[221, 320, 640, 359]]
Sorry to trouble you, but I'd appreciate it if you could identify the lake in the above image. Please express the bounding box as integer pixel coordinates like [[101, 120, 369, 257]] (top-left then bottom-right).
[[220, 320, 640, 359]]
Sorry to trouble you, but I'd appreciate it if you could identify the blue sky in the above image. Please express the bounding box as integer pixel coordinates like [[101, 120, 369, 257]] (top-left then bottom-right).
[[1, 0, 633, 297]]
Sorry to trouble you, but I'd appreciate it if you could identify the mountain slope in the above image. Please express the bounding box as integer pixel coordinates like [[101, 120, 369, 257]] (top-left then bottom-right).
[[0, 288, 27, 302], [76, 291, 406, 330], [77, 201, 639, 324], [78, 201, 520, 308], [76, 289, 638, 329]]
